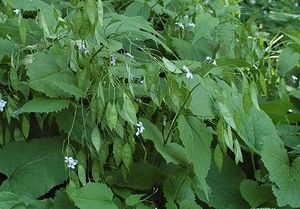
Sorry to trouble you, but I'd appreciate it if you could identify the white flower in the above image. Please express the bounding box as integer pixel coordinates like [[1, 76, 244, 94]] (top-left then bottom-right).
[[64, 156, 78, 169], [183, 65, 193, 79], [163, 115, 167, 126], [288, 109, 293, 113], [175, 22, 184, 29], [188, 22, 195, 27], [183, 15, 189, 19], [250, 0, 256, 4], [136, 122, 145, 136], [110, 56, 117, 65], [205, 56, 217, 66], [0, 99, 7, 112], [204, 0, 210, 4], [295, 2, 299, 7], [124, 52, 134, 59], [268, 0, 272, 3], [13, 9, 20, 15], [76, 40, 89, 54], [291, 75, 298, 83]]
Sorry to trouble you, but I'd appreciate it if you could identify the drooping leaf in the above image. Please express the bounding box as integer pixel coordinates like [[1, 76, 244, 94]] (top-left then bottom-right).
[[0, 39, 17, 61], [261, 135, 300, 207], [2, 0, 50, 11], [125, 194, 144, 206], [91, 126, 101, 153], [0, 138, 67, 197], [122, 143, 132, 170], [52, 190, 77, 209], [14, 97, 70, 115], [278, 47, 299, 74], [177, 115, 212, 198], [140, 118, 189, 165], [240, 180, 274, 208], [67, 183, 118, 209]]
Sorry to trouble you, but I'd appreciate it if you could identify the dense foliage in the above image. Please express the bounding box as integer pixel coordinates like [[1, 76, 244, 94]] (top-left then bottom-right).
[[0, 0, 299, 208]]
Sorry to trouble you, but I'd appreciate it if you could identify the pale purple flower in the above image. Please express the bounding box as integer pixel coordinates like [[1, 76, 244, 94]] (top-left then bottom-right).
[[0, 99, 7, 112], [64, 156, 78, 169], [136, 122, 145, 136], [76, 40, 89, 54]]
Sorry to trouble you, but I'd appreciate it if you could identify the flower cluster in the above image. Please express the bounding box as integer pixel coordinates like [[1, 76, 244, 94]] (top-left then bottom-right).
[[175, 15, 195, 30], [136, 122, 145, 136], [75, 40, 89, 55], [291, 75, 298, 84], [183, 65, 193, 79], [0, 99, 7, 112], [110, 55, 117, 65], [205, 56, 217, 66], [64, 156, 78, 169]]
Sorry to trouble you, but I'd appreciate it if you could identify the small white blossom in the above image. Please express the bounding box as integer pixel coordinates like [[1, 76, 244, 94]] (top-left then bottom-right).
[[183, 15, 189, 19], [288, 109, 293, 113], [205, 56, 217, 66], [124, 52, 134, 59], [110, 55, 117, 65], [204, 0, 210, 4], [64, 156, 78, 169], [136, 122, 145, 136], [188, 22, 195, 27], [291, 75, 298, 83], [250, 0, 256, 4], [163, 115, 167, 126], [13, 9, 20, 15], [268, 0, 272, 3], [76, 40, 89, 54], [175, 22, 184, 29], [295, 2, 299, 7], [183, 65, 193, 79], [140, 79, 144, 84], [0, 99, 7, 112]]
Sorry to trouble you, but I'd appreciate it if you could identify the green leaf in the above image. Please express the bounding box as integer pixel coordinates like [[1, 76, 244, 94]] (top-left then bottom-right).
[[67, 183, 118, 209], [122, 143, 132, 170], [106, 102, 118, 130], [113, 139, 122, 167], [124, 2, 150, 19], [53, 190, 77, 209], [0, 39, 17, 61], [19, 19, 27, 45], [240, 180, 274, 208], [2, 0, 50, 11], [125, 194, 144, 206], [14, 97, 70, 115], [193, 13, 219, 42], [0, 138, 66, 197], [261, 135, 300, 207], [91, 126, 101, 153], [163, 57, 181, 73], [97, 0, 103, 27], [21, 117, 30, 139], [278, 47, 300, 74], [0, 191, 51, 209], [177, 115, 212, 198], [121, 93, 137, 125], [140, 118, 189, 165], [27, 51, 77, 98], [85, 0, 97, 25], [197, 156, 249, 209]]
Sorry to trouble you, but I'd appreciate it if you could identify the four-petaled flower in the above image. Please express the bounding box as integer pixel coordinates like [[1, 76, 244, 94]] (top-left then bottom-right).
[[183, 65, 193, 79], [64, 156, 78, 169], [0, 99, 7, 112], [205, 56, 217, 66], [13, 9, 20, 15], [291, 75, 298, 83], [110, 55, 117, 65], [136, 122, 145, 136]]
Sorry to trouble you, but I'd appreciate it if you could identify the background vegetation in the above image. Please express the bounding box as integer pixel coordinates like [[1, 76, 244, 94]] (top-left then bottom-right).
[[0, 0, 299, 208]]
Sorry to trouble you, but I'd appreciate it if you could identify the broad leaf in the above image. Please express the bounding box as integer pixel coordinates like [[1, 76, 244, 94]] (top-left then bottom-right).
[[0, 138, 67, 197], [67, 183, 118, 209], [14, 97, 70, 115], [177, 115, 212, 198], [261, 135, 300, 207], [278, 47, 299, 74]]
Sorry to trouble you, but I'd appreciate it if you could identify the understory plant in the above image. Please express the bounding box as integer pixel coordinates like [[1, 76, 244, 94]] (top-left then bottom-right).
[[0, 0, 299, 209]]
